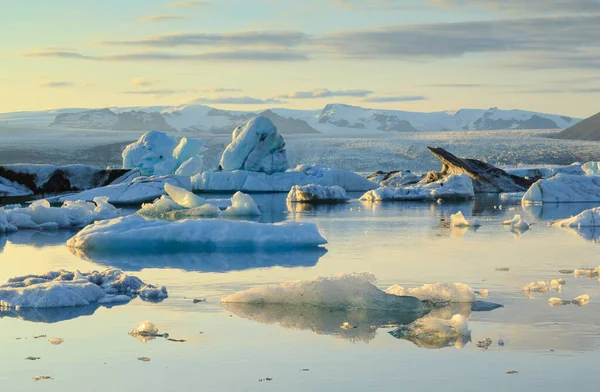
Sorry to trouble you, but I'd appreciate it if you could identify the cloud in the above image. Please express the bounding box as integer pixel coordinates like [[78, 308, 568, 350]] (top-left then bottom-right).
[[131, 77, 153, 86], [362, 95, 427, 102], [190, 96, 285, 105], [123, 89, 190, 95], [168, 1, 213, 7], [139, 15, 184, 23], [24, 50, 308, 62], [276, 88, 373, 99], [315, 15, 600, 68], [424, 83, 487, 88], [99, 31, 308, 48], [37, 81, 76, 88], [201, 87, 242, 93]]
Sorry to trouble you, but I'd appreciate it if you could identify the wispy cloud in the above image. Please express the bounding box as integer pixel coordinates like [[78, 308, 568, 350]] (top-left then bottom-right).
[[363, 95, 427, 102], [123, 88, 190, 95], [190, 96, 285, 105], [24, 50, 308, 62], [276, 88, 372, 99], [201, 87, 242, 93], [131, 77, 153, 86], [37, 81, 76, 88], [139, 15, 184, 23], [99, 31, 308, 48], [168, 1, 213, 7]]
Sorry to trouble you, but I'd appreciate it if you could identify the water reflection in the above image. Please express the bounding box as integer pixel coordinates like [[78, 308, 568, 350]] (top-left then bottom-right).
[[222, 303, 423, 343], [0, 303, 125, 323], [523, 203, 598, 222], [6, 230, 76, 247], [74, 248, 327, 273]]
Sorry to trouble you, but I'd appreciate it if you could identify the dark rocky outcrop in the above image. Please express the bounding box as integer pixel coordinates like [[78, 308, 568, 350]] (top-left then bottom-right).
[[553, 112, 600, 141], [426, 147, 536, 193], [0, 165, 130, 196]]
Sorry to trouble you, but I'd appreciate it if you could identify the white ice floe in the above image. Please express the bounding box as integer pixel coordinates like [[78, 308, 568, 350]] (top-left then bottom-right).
[[385, 282, 476, 304], [503, 214, 530, 231], [221, 191, 261, 217], [0, 268, 167, 309], [56, 175, 192, 204], [221, 272, 425, 313], [220, 116, 289, 174], [522, 174, 600, 204], [286, 184, 349, 203], [193, 164, 376, 193], [449, 211, 481, 228], [390, 314, 471, 349], [552, 207, 600, 228], [572, 294, 590, 306], [0, 197, 118, 231], [582, 162, 600, 176], [360, 174, 474, 202], [67, 215, 327, 252]]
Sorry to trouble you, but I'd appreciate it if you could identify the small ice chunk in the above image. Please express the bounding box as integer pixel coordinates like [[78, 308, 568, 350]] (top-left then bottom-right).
[[130, 321, 159, 336], [572, 294, 590, 306], [476, 338, 493, 349], [503, 214, 530, 231], [164, 183, 206, 209], [390, 314, 471, 349], [450, 211, 481, 228], [48, 338, 64, 345], [286, 184, 350, 204], [385, 282, 476, 304], [548, 297, 570, 306], [340, 322, 356, 330], [222, 192, 261, 217], [475, 289, 489, 297]]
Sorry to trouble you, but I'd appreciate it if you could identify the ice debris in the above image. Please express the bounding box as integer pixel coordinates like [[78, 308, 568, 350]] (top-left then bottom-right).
[[384, 282, 476, 305], [503, 214, 530, 231], [449, 211, 481, 228], [390, 314, 471, 349]]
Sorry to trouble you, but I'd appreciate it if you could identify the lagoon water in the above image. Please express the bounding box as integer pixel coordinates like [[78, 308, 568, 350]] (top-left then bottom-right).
[[1, 193, 599, 391]]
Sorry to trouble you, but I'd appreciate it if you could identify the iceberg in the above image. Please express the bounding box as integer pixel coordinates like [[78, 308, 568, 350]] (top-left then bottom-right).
[[67, 215, 327, 252], [582, 161, 600, 176], [175, 155, 204, 177], [220, 116, 289, 174], [193, 164, 376, 193], [286, 184, 349, 204], [173, 137, 207, 165], [1, 197, 118, 230], [385, 282, 476, 305], [164, 183, 206, 208], [122, 131, 178, 176], [360, 174, 474, 202], [552, 207, 600, 228], [389, 314, 471, 349], [367, 170, 423, 188], [56, 175, 192, 204], [449, 211, 481, 228], [0, 268, 167, 309], [503, 214, 530, 231], [221, 273, 425, 313], [522, 174, 600, 204], [0, 176, 32, 197]]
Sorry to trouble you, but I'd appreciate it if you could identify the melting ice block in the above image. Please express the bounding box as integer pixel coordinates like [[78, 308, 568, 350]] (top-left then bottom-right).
[[449, 211, 480, 228], [0, 268, 167, 309], [286, 184, 349, 203], [360, 174, 474, 202], [67, 215, 327, 252], [385, 282, 476, 304], [221, 192, 261, 217], [390, 314, 471, 349], [221, 272, 425, 313]]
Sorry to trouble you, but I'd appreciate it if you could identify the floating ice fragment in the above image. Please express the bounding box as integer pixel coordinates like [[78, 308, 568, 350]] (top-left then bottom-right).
[[286, 184, 349, 204], [385, 282, 476, 304], [390, 314, 471, 349], [222, 192, 261, 217], [548, 297, 570, 306], [340, 322, 356, 330], [130, 321, 159, 336], [503, 214, 530, 231], [572, 294, 590, 306], [450, 211, 481, 228], [48, 338, 64, 345], [476, 338, 492, 349], [164, 183, 206, 209]]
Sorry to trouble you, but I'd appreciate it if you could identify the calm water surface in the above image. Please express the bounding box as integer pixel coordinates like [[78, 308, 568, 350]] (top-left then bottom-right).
[[1, 194, 599, 391]]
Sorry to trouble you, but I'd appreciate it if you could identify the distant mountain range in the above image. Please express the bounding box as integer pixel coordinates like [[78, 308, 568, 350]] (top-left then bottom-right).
[[0, 103, 581, 134]]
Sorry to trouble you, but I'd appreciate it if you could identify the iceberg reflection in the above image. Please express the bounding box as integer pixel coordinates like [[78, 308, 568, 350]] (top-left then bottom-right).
[[73, 248, 327, 273], [0, 303, 125, 324], [222, 302, 423, 343]]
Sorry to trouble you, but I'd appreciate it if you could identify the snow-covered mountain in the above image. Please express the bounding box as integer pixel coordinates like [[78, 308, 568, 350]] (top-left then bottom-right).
[[0, 103, 580, 134]]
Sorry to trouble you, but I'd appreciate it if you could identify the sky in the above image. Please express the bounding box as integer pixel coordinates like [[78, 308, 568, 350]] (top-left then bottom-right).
[[1, 0, 599, 117]]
